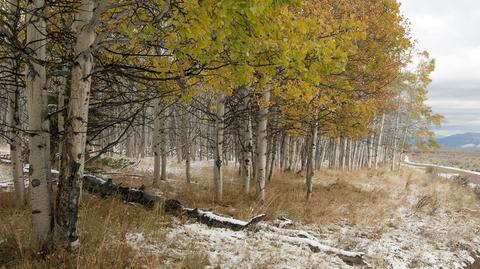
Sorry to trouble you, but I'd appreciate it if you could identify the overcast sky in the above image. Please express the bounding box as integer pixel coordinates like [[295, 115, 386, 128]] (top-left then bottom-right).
[[399, 0, 480, 137]]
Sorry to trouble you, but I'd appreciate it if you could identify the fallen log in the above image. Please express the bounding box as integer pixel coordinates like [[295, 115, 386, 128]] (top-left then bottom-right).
[[261, 225, 366, 266], [81, 174, 263, 230], [83, 175, 182, 212], [0, 155, 364, 265], [184, 208, 266, 231]]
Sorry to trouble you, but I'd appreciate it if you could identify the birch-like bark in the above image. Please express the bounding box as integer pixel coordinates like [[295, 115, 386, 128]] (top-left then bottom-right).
[[341, 137, 347, 171], [306, 120, 318, 200], [267, 131, 277, 182], [8, 66, 24, 206], [6, 0, 24, 206], [255, 85, 270, 202], [213, 93, 225, 202], [367, 125, 375, 169], [375, 113, 385, 169], [391, 109, 401, 171], [55, 0, 100, 251], [160, 108, 168, 181], [153, 99, 161, 186], [241, 89, 252, 194], [171, 108, 182, 163], [139, 108, 146, 158], [283, 134, 290, 171], [399, 116, 410, 168], [57, 73, 66, 170], [181, 109, 191, 183], [26, 0, 52, 252]]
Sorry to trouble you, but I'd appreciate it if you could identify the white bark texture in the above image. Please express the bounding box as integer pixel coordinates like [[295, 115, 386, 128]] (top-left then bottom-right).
[[153, 99, 161, 185], [375, 113, 385, 169], [55, 0, 99, 251], [7, 0, 24, 206], [241, 88, 252, 194], [214, 94, 225, 202], [160, 108, 167, 181], [255, 85, 270, 202], [182, 110, 192, 183], [306, 120, 318, 200], [8, 80, 24, 206], [57, 73, 66, 169], [26, 0, 52, 251]]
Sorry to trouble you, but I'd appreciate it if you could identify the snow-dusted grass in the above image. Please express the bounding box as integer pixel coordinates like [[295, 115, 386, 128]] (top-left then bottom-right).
[[1, 152, 480, 268], [85, 158, 480, 268]]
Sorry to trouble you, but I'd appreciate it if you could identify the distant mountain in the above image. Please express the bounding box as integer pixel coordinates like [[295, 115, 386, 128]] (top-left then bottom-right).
[[437, 132, 480, 148]]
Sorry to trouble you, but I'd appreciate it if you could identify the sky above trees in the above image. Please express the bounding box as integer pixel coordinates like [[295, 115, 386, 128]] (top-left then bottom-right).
[[400, 0, 480, 136]]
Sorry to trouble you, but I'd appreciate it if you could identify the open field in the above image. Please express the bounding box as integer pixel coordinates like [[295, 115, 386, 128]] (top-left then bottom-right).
[[409, 149, 480, 172], [2, 157, 480, 268]]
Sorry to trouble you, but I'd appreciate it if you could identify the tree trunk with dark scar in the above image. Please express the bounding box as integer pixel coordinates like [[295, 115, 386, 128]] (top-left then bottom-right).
[[55, 0, 98, 252]]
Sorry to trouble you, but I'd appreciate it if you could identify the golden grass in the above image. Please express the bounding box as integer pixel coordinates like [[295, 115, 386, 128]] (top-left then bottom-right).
[[102, 162, 480, 227], [1, 161, 479, 268], [0, 189, 193, 269]]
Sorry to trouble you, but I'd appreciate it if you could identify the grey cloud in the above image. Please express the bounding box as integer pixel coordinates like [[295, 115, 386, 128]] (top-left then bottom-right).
[[400, 0, 480, 136]]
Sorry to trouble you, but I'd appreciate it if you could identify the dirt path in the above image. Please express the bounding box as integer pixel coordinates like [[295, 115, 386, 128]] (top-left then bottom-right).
[[403, 156, 480, 186]]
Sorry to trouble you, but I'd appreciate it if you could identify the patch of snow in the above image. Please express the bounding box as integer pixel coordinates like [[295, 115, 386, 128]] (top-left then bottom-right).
[[273, 217, 294, 228], [351, 182, 376, 192], [125, 232, 145, 247], [437, 173, 460, 179], [164, 223, 352, 268]]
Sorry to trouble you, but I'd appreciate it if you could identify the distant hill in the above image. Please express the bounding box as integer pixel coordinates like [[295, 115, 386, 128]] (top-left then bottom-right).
[[437, 132, 480, 148]]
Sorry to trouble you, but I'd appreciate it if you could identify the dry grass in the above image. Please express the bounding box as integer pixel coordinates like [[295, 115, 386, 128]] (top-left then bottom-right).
[[1, 159, 480, 268], [107, 163, 480, 227], [0, 189, 202, 269]]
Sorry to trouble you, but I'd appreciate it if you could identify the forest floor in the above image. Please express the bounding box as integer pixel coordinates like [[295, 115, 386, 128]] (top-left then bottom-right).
[[1, 152, 480, 268]]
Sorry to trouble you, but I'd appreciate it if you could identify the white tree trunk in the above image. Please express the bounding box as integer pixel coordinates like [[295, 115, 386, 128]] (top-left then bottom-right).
[[57, 73, 66, 170], [8, 70, 24, 206], [367, 120, 377, 169], [241, 88, 252, 194], [213, 93, 225, 202], [160, 108, 167, 181], [6, 0, 24, 207], [182, 109, 191, 183], [153, 99, 161, 186], [306, 120, 318, 200], [242, 116, 253, 194], [55, 0, 99, 251], [26, 0, 52, 252], [375, 113, 385, 169], [255, 85, 270, 202], [391, 110, 401, 171]]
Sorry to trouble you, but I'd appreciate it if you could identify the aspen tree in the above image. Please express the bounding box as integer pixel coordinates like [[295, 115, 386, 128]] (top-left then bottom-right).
[[26, 0, 53, 252]]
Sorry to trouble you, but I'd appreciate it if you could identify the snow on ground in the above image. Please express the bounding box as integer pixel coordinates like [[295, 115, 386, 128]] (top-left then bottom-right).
[[128, 156, 211, 176], [119, 157, 480, 268], [124, 208, 480, 269], [0, 148, 10, 189], [343, 209, 479, 268], [2, 150, 480, 268], [0, 164, 12, 189], [126, 221, 356, 269], [437, 173, 460, 179]]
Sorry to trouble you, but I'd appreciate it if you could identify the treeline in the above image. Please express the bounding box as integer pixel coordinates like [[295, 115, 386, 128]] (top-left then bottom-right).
[[0, 0, 441, 254]]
